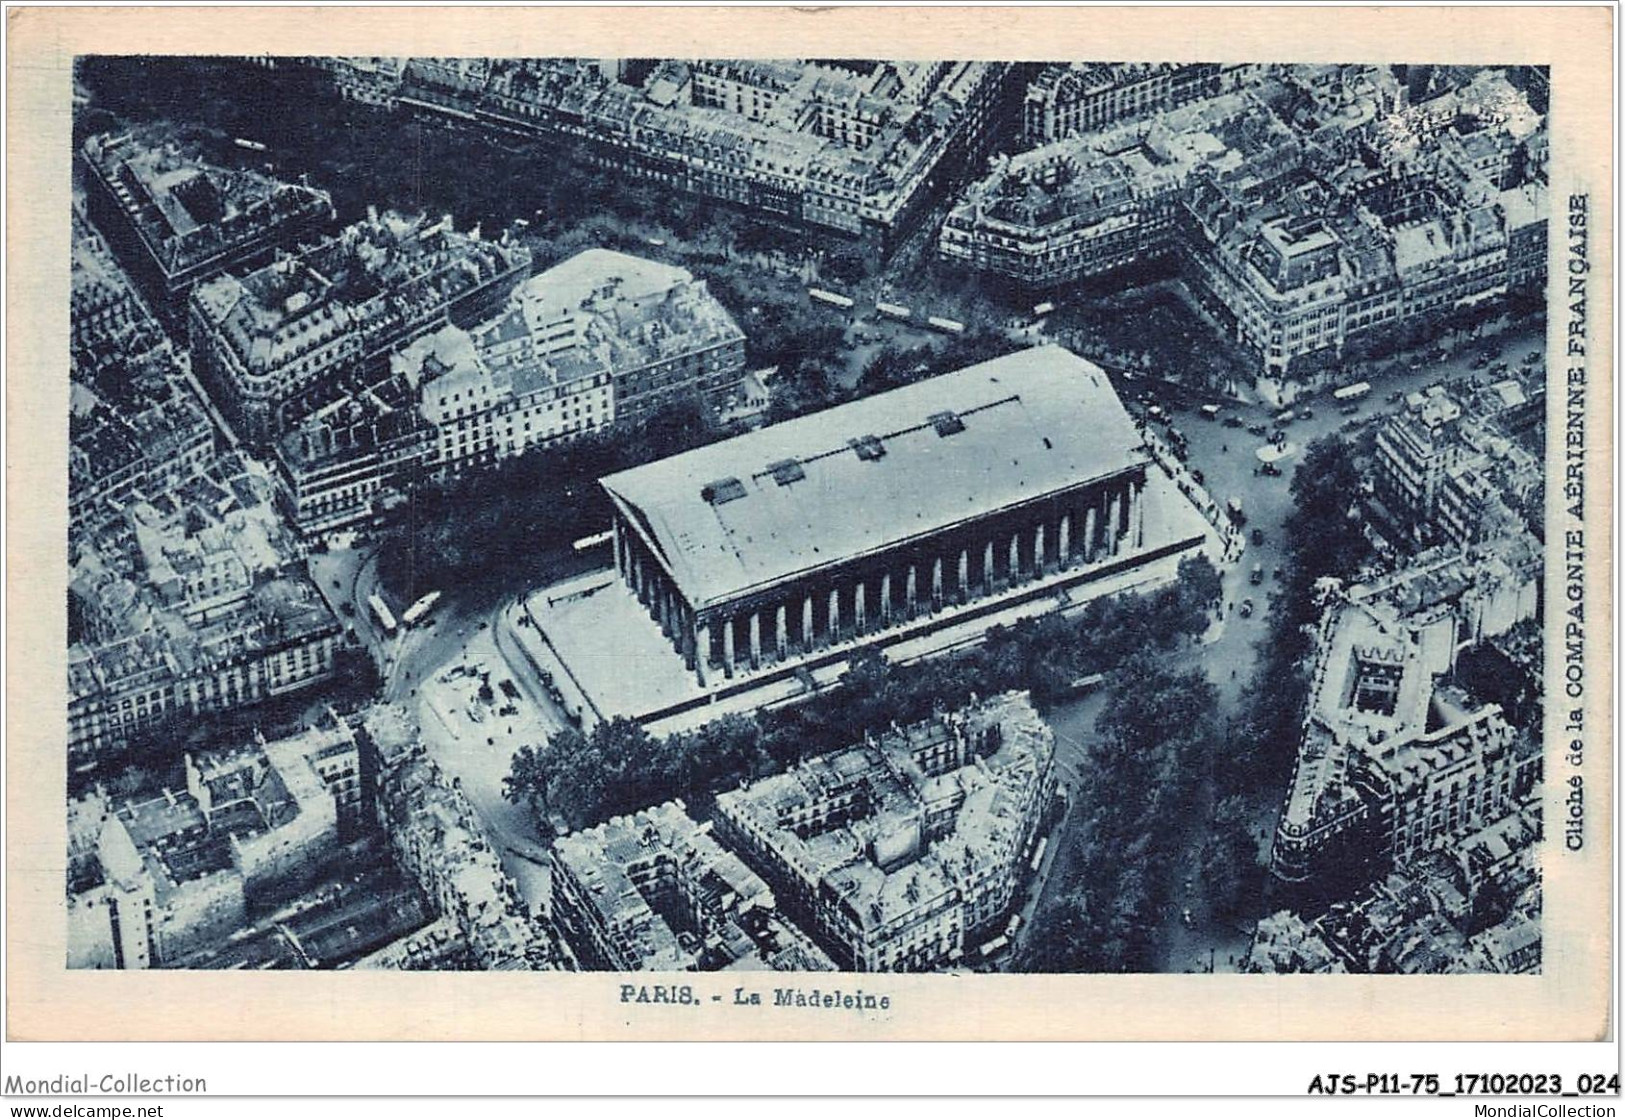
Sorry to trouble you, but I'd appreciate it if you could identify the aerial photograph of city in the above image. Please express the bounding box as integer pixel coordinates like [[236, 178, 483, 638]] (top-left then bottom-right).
[[65, 55, 1548, 977]]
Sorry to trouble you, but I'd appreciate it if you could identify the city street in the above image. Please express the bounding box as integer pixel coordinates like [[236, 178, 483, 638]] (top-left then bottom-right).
[[415, 633, 560, 914], [1026, 313, 1545, 971], [308, 545, 566, 914]]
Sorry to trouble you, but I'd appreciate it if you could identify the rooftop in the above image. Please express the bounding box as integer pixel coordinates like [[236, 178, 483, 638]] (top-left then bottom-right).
[[601, 346, 1146, 608], [81, 129, 333, 280], [716, 692, 1052, 933], [552, 800, 775, 971], [190, 211, 530, 381]]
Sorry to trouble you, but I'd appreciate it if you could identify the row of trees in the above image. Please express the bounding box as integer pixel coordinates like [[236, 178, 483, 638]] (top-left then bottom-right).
[[1017, 655, 1222, 972], [505, 555, 1223, 831], [1048, 283, 1252, 393], [1230, 436, 1372, 795], [1019, 442, 1374, 971]]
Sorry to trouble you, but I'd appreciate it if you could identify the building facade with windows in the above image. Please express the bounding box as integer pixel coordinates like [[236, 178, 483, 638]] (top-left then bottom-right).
[[282, 57, 1017, 250], [188, 211, 530, 446], [79, 129, 334, 312], [67, 581, 344, 768], [1021, 62, 1229, 144], [1270, 578, 1541, 898], [550, 799, 831, 972]]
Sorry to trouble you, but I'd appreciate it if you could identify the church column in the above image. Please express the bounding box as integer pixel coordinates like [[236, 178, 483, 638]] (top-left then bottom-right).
[[1059, 513, 1072, 567], [1134, 479, 1146, 549], [958, 549, 970, 601], [984, 539, 996, 594], [722, 616, 736, 676], [1034, 522, 1047, 575], [905, 564, 918, 616], [613, 520, 625, 580], [693, 621, 710, 686], [1009, 532, 1022, 583], [775, 604, 788, 660], [931, 556, 944, 608], [879, 572, 893, 626], [1107, 488, 1122, 557], [854, 581, 867, 634], [802, 596, 815, 653], [828, 587, 841, 644], [1085, 503, 1099, 563], [749, 611, 762, 668]]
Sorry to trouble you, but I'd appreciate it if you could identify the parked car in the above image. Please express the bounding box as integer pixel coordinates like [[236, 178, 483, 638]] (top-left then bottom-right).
[[1223, 415, 1244, 429]]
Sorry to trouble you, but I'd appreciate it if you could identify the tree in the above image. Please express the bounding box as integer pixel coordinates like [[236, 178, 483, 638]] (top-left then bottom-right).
[[1018, 886, 1101, 972], [735, 221, 798, 257], [1285, 437, 1368, 589], [822, 245, 869, 287], [503, 740, 555, 817], [1174, 553, 1224, 617], [1232, 434, 1375, 792], [1201, 795, 1264, 921], [765, 357, 845, 422]]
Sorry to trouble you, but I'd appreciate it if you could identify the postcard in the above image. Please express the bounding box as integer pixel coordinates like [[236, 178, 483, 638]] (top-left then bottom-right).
[[5, 4, 1612, 1045]]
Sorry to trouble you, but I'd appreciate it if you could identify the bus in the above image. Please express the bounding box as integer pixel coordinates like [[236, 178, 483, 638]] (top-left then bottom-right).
[[233, 137, 268, 153], [400, 590, 442, 629], [1029, 836, 1048, 874], [1032, 301, 1056, 319], [979, 936, 1009, 959], [367, 594, 398, 636], [926, 315, 966, 335], [1333, 380, 1372, 402], [807, 287, 855, 310], [875, 301, 912, 321]]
